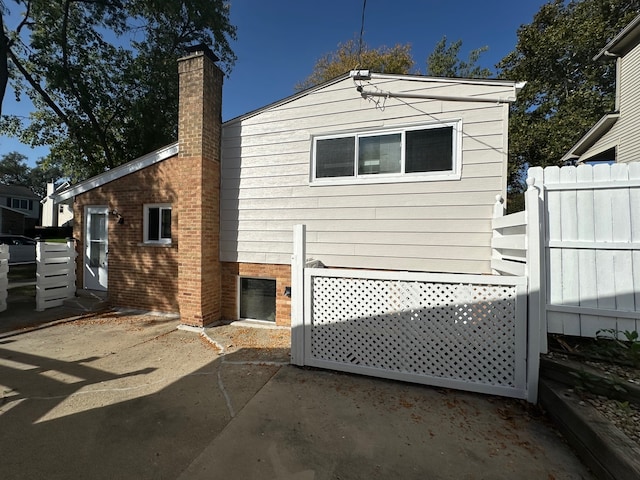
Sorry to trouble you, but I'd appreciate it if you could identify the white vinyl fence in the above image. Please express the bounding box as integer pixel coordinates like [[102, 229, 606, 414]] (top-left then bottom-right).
[[0, 244, 8, 312], [36, 240, 77, 311], [291, 225, 539, 403], [529, 163, 640, 339]]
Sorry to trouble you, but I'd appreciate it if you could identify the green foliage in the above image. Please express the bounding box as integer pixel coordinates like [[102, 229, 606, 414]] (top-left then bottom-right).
[[0, 151, 63, 197], [498, 0, 640, 192], [0, 151, 30, 185], [596, 328, 640, 367], [295, 39, 415, 91], [570, 369, 628, 395], [426, 37, 492, 78], [0, 0, 237, 182]]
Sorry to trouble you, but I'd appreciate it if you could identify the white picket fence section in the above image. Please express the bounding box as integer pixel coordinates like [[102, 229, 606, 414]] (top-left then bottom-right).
[[0, 244, 8, 312], [529, 163, 640, 339], [491, 178, 546, 353], [36, 240, 77, 311], [291, 225, 540, 402]]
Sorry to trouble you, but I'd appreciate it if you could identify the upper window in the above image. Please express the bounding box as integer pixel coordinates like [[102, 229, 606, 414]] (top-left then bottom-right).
[[11, 198, 32, 210], [312, 122, 461, 184], [144, 204, 172, 244]]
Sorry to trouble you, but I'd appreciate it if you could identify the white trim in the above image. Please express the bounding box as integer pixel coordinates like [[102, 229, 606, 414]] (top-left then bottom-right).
[[306, 267, 527, 286], [543, 179, 640, 190], [547, 240, 640, 250], [547, 303, 640, 321], [225, 72, 521, 126], [560, 113, 619, 162], [310, 120, 462, 186], [594, 14, 640, 60], [53, 142, 179, 203]]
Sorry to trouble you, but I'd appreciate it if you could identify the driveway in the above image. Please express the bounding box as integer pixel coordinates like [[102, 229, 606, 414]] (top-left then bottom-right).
[[0, 313, 593, 479]]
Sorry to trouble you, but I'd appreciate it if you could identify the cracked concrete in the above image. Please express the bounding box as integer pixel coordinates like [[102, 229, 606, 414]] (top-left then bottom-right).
[[0, 312, 594, 479]]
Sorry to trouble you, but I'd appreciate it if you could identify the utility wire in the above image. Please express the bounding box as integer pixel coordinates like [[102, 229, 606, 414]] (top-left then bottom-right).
[[358, 0, 367, 65]]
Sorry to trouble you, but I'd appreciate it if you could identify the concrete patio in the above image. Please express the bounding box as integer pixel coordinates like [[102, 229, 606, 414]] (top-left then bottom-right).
[[0, 312, 594, 479]]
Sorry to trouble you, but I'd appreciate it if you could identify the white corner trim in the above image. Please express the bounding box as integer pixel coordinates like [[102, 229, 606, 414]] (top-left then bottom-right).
[[53, 142, 179, 203]]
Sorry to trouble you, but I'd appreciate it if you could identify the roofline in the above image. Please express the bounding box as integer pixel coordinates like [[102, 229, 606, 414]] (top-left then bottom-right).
[[53, 142, 179, 203], [361, 71, 521, 88], [594, 14, 640, 60], [0, 205, 28, 216], [223, 71, 522, 126], [560, 113, 619, 162], [40, 181, 71, 204], [0, 186, 40, 199], [224, 72, 352, 125]]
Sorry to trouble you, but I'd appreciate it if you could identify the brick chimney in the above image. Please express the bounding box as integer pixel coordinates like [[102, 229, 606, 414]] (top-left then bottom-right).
[[177, 46, 223, 327]]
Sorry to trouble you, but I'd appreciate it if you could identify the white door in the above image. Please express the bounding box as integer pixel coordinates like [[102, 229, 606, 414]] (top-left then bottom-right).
[[84, 206, 108, 291]]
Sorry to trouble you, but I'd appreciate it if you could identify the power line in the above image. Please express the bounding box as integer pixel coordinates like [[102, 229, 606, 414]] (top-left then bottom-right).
[[358, 0, 367, 65]]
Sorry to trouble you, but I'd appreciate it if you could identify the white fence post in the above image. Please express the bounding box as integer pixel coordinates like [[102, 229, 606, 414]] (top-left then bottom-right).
[[0, 244, 8, 312], [290, 224, 306, 366], [525, 177, 543, 402], [492, 194, 505, 275], [36, 240, 77, 311]]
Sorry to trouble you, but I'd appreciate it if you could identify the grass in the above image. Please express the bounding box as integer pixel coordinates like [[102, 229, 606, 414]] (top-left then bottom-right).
[[7, 264, 36, 282]]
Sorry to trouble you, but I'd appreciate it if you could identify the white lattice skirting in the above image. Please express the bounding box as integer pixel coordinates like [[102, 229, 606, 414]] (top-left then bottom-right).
[[306, 272, 527, 398]]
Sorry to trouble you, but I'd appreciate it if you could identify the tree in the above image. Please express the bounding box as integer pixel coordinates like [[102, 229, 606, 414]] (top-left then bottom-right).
[[0, 151, 29, 185], [427, 37, 492, 78], [498, 0, 640, 195], [28, 158, 64, 197], [0, 0, 237, 181], [295, 39, 415, 91], [0, 151, 63, 197]]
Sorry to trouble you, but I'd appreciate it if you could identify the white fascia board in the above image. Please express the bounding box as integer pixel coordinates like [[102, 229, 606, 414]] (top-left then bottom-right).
[[53, 142, 179, 203], [560, 113, 619, 162], [365, 72, 519, 89], [594, 15, 640, 60]]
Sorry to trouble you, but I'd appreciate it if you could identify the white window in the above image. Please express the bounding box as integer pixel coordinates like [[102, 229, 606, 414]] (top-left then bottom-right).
[[11, 198, 31, 210], [143, 204, 172, 244], [312, 121, 461, 185]]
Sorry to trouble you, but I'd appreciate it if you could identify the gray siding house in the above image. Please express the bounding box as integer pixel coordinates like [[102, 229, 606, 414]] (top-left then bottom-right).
[[563, 15, 640, 163], [0, 184, 40, 232]]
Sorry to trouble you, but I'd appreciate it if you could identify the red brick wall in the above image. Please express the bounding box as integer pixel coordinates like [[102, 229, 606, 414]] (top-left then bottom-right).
[[221, 262, 292, 326], [73, 157, 181, 313], [177, 50, 223, 327]]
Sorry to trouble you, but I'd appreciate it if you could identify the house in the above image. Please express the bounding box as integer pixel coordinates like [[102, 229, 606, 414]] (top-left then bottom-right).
[[52, 46, 523, 328], [0, 205, 28, 234], [41, 181, 73, 228], [0, 184, 40, 233], [562, 15, 640, 163]]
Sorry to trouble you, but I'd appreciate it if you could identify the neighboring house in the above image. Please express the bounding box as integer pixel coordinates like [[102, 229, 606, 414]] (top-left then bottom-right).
[[0, 205, 28, 234], [0, 184, 40, 232], [53, 46, 523, 328], [41, 181, 73, 227], [562, 15, 640, 163]]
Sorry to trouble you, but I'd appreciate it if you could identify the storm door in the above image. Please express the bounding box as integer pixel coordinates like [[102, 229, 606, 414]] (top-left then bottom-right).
[[84, 206, 108, 291]]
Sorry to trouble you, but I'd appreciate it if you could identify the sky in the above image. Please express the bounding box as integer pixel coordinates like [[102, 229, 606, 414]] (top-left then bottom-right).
[[0, 0, 551, 167]]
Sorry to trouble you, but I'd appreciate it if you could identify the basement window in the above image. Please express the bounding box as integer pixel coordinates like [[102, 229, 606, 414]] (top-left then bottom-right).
[[143, 204, 172, 244], [239, 277, 276, 322]]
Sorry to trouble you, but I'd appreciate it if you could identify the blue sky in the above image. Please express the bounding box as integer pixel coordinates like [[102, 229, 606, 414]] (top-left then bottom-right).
[[1, 0, 550, 167]]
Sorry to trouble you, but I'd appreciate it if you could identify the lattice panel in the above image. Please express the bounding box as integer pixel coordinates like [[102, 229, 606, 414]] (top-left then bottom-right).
[[309, 276, 519, 388]]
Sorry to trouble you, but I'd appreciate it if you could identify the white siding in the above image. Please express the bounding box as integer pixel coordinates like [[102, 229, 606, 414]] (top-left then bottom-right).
[[220, 76, 513, 274], [618, 45, 640, 163]]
